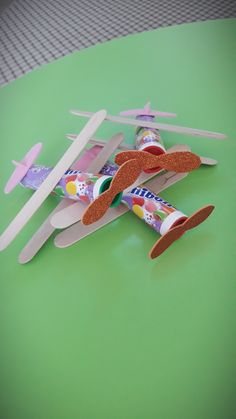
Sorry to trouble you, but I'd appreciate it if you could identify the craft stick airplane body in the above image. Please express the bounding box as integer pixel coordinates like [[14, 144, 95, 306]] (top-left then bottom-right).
[[0, 103, 225, 263]]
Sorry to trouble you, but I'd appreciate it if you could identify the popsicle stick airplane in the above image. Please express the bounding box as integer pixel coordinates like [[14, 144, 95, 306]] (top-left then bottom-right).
[[0, 103, 225, 263]]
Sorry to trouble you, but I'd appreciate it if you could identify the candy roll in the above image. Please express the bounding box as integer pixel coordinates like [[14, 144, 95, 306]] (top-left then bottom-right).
[[20, 164, 122, 207], [134, 115, 166, 174], [135, 115, 166, 152], [122, 186, 187, 235]]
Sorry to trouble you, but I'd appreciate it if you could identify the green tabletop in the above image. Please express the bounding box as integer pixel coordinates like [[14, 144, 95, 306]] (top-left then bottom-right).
[[0, 19, 236, 419]]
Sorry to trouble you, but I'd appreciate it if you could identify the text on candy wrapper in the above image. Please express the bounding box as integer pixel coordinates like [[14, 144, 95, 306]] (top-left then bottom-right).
[[130, 187, 173, 208]]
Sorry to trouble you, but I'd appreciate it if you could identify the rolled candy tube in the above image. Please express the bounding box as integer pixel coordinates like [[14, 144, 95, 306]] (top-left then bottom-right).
[[122, 185, 187, 235], [20, 164, 122, 207], [135, 115, 166, 173]]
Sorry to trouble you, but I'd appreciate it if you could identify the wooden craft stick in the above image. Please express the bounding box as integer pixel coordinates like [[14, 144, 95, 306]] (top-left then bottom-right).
[[18, 199, 75, 264], [88, 132, 124, 172], [55, 206, 128, 248], [166, 144, 190, 153], [0, 110, 107, 251], [71, 109, 226, 140], [143, 171, 188, 192], [54, 171, 188, 248], [50, 132, 125, 229], [199, 156, 218, 166], [18, 130, 124, 263], [67, 134, 134, 150]]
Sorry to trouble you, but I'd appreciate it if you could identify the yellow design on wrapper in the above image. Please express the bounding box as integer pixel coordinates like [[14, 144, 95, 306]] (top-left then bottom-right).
[[66, 182, 77, 195], [133, 204, 144, 219]]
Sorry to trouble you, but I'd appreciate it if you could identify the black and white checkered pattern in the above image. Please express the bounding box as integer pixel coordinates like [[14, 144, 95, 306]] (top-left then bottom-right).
[[0, 0, 235, 86]]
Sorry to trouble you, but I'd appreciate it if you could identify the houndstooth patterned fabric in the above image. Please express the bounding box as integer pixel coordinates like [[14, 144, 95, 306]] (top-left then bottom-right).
[[0, 0, 235, 86]]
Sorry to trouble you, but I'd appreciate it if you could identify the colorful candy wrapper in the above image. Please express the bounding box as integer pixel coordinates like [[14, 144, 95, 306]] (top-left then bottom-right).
[[99, 161, 118, 177], [135, 115, 166, 155], [122, 186, 187, 235], [21, 164, 121, 206]]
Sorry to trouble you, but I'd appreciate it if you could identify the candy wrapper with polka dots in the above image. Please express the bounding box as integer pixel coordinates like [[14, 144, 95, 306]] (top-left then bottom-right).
[[122, 186, 187, 235], [21, 164, 113, 205]]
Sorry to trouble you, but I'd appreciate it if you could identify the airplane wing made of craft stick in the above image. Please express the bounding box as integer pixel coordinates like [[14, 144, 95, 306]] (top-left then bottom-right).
[[54, 170, 188, 249], [18, 131, 125, 264], [0, 110, 107, 252], [67, 134, 134, 150], [70, 109, 226, 140]]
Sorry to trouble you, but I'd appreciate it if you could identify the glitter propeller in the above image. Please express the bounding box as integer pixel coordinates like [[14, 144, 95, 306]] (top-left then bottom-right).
[[149, 205, 215, 259], [115, 150, 201, 173], [82, 159, 141, 225]]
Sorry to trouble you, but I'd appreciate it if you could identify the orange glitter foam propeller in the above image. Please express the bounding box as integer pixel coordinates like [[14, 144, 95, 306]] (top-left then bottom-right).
[[115, 150, 201, 173], [149, 205, 215, 259], [82, 159, 141, 225]]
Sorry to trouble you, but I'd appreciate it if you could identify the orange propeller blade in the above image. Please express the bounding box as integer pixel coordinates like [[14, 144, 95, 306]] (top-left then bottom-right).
[[115, 150, 201, 173], [82, 159, 141, 225], [149, 205, 214, 259]]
